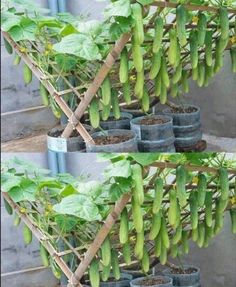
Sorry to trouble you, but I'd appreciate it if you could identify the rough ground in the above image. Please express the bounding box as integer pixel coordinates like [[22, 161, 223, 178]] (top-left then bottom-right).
[[1, 132, 235, 153]]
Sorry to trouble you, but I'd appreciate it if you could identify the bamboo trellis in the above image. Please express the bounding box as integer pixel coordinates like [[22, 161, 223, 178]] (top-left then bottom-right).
[[2, 1, 236, 145], [2, 161, 236, 287]]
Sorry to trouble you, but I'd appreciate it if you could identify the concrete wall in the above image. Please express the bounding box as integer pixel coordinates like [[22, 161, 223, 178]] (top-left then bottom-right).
[[1, 153, 236, 287]]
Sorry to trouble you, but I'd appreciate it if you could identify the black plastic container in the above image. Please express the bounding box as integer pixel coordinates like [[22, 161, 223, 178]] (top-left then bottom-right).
[[163, 105, 202, 148], [130, 115, 175, 152], [100, 112, 133, 130], [86, 129, 138, 152], [100, 273, 133, 287], [162, 265, 200, 287]]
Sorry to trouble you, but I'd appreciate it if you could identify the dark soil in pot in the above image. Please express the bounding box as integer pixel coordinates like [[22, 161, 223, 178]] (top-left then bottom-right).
[[86, 129, 138, 152], [130, 276, 173, 287], [100, 112, 133, 130], [162, 265, 200, 287]]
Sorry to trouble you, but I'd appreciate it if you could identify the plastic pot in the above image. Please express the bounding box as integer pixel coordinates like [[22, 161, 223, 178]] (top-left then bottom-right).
[[86, 129, 138, 152], [121, 268, 153, 279], [130, 115, 175, 152], [100, 273, 133, 287], [162, 265, 200, 287], [100, 112, 133, 130], [162, 105, 202, 148], [47, 125, 93, 152], [130, 276, 173, 287]]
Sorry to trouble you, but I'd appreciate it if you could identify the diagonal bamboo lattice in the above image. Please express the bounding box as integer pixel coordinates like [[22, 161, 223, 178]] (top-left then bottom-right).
[[2, 1, 236, 146], [2, 162, 236, 287]]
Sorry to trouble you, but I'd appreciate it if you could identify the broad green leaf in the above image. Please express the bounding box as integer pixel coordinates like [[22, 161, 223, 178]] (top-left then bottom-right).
[[76, 20, 103, 38], [8, 178, 37, 202], [56, 12, 78, 24], [128, 153, 161, 166], [37, 17, 62, 28], [137, 0, 154, 5], [53, 34, 102, 61], [55, 54, 78, 72], [96, 153, 127, 162], [104, 159, 131, 178], [1, 12, 21, 31], [60, 24, 78, 37], [76, 181, 103, 198], [53, 194, 102, 221], [60, 184, 78, 197], [55, 215, 78, 232], [104, 0, 132, 19], [37, 179, 62, 190], [1, 173, 22, 192]]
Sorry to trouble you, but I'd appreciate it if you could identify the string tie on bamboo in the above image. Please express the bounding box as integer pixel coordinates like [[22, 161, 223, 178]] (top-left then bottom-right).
[[68, 114, 80, 130]]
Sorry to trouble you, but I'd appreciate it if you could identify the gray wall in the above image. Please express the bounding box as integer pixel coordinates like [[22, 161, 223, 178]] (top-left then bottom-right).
[[1, 153, 236, 287]]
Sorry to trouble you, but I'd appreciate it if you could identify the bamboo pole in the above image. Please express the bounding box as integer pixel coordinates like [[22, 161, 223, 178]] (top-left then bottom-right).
[[61, 33, 131, 138], [2, 192, 73, 280]]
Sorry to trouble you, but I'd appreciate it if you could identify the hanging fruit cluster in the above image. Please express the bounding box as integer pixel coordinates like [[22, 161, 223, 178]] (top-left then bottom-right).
[[87, 165, 235, 287]]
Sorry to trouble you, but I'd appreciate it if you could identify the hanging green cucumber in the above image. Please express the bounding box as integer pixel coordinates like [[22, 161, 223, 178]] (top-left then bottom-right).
[[161, 54, 170, 88], [197, 222, 205, 248], [197, 62, 205, 87], [40, 243, 49, 267], [135, 230, 144, 260], [153, 17, 164, 53], [89, 258, 100, 287], [176, 165, 187, 207], [205, 31, 213, 67], [172, 63, 183, 84], [219, 7, 229, 40], [181, 70, 189, 93], [170, 82, 179, 98], [160, 216, 170, 249], [205, 221, 214, 240], [119, 208, 129, 244], [205, 64, 214, 80], [189, 192, 198, 230], [214, 198, 224, 235], [134, 70, 144, 99], [23, 64, 32, 84], [4, 198, 13, 215], [172, 223, 183, 245], [197, 173, 207, 207], [197, 13, 207, 46], [153, 178, 164, 214], [192, 227, 198, 242], [101, 76, 111, 106], [189, 30, 198, 69], [101, 262, 111, 282], [13, 213, 21, 226], [132, 40, 143, 72], [23, 224, 32, 245], [111, 249, 121, 280], [170, 244, 178, 258], [159, 243, 167, 265], [205, 192, 213, 228], [168, 189, 179, 228], [13, 54, 21, 65], [230, 209, 236, 234], [181, 230, 189, 254], [160, 83, 167, 105], [219, 167, 229, 201], [141, 85, 150, 113], [50, 259, 62, 279], [4, 38, 13, 54], [168, 29, 178, 67], [132, 163, 144, 205], [214, 39, 224, 73], [111, 90, 121, 119], [176, 5, 187, 46], [119, 47, 129, 83], [40, 83, 49, 107], [89, 98, 100, 128], [101, 102, 111, 121], [50, 99, 62, 119], [122, 81, 132, 105], [154, 72, 162, 97], [131, 198, 143, 233], [123, 242, 132, 265], [132, 3, 144, 45], [230, 48, 236, 73], [142, 246, 150, 274], [101, 236, 111, 267], [192, 67, 198, 81], [154, 233, 162, 257], [149, 50, 162, 80], [149, 211, 162, 240]]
